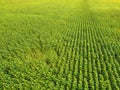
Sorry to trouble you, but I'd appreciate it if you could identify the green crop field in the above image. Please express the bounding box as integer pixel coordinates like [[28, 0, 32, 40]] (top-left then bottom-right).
[[0, 0, 120, 89]]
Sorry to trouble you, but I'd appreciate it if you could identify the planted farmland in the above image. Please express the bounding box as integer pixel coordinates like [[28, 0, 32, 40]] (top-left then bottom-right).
[[0, 0, 120, 89]]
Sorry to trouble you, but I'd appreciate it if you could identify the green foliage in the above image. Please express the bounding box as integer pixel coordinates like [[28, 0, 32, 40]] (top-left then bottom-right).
[[0, 0, 120, 89]]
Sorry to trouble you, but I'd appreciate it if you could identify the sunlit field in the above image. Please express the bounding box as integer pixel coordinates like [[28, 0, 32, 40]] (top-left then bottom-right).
[[0, 0, 120, 89]]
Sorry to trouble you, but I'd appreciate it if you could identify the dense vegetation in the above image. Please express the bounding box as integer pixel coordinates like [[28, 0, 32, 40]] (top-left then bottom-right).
[[0, 0, 120, 89]]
